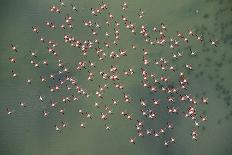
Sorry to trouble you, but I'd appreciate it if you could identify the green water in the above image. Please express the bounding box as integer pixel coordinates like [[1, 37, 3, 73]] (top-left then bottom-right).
[[0, 0, 232, 155]]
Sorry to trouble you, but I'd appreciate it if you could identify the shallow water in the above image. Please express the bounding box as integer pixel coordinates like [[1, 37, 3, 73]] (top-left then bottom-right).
[[0, 0, 232, 155]]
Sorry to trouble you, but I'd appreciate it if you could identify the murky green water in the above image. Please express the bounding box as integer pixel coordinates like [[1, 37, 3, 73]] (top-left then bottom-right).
[[0, 0, 232, 155]]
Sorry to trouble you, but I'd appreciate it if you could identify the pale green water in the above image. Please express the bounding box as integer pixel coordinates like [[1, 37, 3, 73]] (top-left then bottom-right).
[[0, 0, 232, 155]]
